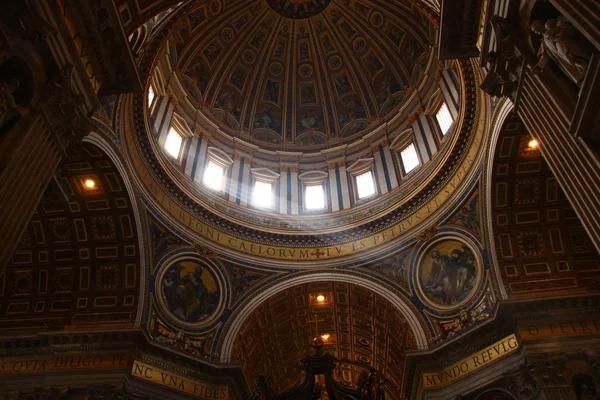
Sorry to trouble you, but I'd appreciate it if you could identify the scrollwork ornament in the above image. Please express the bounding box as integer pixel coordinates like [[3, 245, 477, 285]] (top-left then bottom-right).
[[504, 361, 540, 400], [585, 349, 600, 384], [10, 388, 70, 400], [85, 384, 133, 400], [40, 64, 95, 154]]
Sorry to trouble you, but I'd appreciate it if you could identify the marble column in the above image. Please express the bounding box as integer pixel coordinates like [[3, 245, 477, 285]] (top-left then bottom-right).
[[279, 166, 289, 214], [518, 68, 600, 251], [328, 162, 341, 212], [154, 96, 174, 147], [290, 167, 299, 215], [372, 144, 390, 195], [440, 68, 461, 120], [189, 133, 210, 184], [337, 163, 351, 210], [228, 155, 242, 204], [412, 115, 439, 164], [0, 114, 62, 272], [239, 156, 252, 207]]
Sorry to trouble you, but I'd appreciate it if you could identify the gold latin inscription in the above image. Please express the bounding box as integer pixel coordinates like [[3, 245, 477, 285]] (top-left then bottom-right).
[[131, 360, 228, 399], [520, 317, 600, 341], [422, 334, 519, 388], [0, 353, 128, 375]]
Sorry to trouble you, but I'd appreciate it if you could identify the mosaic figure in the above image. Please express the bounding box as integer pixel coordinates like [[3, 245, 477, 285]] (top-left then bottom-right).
[[420, 240, 478, 307], [162, 261, 219, 323]]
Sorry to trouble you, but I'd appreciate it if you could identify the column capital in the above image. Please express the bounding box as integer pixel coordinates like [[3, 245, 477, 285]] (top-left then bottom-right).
[[201, 131, 211, 142]]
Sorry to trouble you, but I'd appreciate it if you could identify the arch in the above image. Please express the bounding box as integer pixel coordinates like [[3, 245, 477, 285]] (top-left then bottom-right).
[[483, 98, 515, 300], [219, 271, 429, 361], [474, 388, 517, 400], [83, 132, 149, 326]]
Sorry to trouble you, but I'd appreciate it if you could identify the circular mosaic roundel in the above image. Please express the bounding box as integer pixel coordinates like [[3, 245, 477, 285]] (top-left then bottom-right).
[[157, 257, 224, 327], [416, 238, 482, 311], [266, 0, 332, 19]]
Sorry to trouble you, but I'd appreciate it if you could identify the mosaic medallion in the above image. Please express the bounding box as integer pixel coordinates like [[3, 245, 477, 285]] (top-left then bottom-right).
[[416, 238, 481, 311], [298, 64, 313, 78], [266, 0, 332, 19], [156, 257, 225, 327]]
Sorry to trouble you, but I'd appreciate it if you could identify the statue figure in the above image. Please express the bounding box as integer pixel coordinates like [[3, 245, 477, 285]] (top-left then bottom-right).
[[252, 375, 272, 400], [480, 16, 526, 99], [375, 378, 387, 400], [531, 16, 595, 86], [0, 79, 26, 132]]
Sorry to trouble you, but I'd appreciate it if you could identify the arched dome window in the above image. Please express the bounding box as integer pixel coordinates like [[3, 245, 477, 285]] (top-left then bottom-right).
[[250, 168, 280, 210], [348, 159, 377, 202], [299, 171, 329, 212], [436, 101, 454, 136], [147, 84, 155, 111], [203, 147, 234, 193], [400, 143, 421, 174], [164, 127, 183, 160]]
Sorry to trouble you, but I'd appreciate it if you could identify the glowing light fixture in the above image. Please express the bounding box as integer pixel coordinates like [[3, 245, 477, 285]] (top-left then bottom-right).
[[528, 139, 539, 149], [84, 179, 96, 189], [316, 294, 325, 303], [320, 333, 331, 340]]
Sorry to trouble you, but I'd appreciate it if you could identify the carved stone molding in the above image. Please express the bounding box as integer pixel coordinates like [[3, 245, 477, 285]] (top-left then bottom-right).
[[0, 0, 57, 46], [480, 16, 531, 103], [40, 64, 96, 155], [504, 362, 540, 400], [527, 354, 568, 387], [85, 384, 133, 400], [63, 0, 142, 96], [8, 388, 70, 400]]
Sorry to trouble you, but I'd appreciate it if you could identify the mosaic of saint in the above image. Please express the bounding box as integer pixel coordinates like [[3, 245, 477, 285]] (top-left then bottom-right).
[[419, 240, 479, 308], [161, 260, 219, 323]]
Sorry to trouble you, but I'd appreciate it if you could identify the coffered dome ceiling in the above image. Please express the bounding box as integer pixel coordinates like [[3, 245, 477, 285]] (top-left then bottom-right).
[[126, 0, 486, 267], [170, 0, 434, 150]]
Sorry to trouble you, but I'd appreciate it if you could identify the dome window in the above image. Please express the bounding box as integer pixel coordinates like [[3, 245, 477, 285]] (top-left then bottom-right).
[[204, 161, 225, 191], [356, 171, 376, 199], [305, 184, 326, 211], [250, 168, 280, 210], [436, 102, 454, 136], [348, 159, 377, 202], [164, 127, 183, 159], [203, 148, 233, 193], [299, 171, 329, 212], [400, 143, 420, 174], [148, 84, 155, 110], [253, 181, 273, 208]]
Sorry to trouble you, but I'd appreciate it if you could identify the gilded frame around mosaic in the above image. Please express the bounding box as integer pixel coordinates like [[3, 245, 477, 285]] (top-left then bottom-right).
[[155, 253, 228, 329], [415, 235, 483, 312]]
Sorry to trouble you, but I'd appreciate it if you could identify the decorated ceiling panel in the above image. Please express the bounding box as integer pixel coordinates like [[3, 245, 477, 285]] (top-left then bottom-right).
[[232, 281, 415, 398], [171, 0, 434, 149], [491, 113, 600, 299], [1, 143, 141, 332]]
